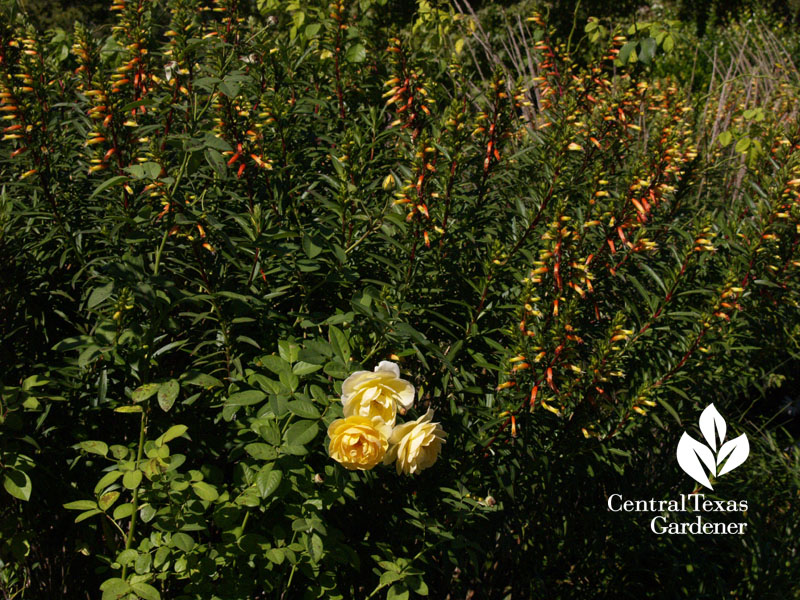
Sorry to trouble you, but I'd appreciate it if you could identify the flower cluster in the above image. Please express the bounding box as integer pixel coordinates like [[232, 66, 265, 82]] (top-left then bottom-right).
[[327, 362, 446, 475]]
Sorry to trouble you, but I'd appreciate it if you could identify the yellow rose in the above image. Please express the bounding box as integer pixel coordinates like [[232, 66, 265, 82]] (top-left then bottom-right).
[[327, 415, 389, 471], [341, 361, 415, 429], [383, 409, 446, 475]]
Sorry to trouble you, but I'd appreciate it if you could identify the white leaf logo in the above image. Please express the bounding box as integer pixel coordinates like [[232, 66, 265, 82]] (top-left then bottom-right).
[[676, 404, 749, 489]]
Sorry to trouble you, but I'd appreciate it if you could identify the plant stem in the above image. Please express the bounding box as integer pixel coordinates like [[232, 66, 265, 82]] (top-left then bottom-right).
[[121, 409, 147, 580]]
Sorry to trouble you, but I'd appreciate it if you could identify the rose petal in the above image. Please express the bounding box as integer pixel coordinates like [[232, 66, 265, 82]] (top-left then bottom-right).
[[374, 360, 401, 378]]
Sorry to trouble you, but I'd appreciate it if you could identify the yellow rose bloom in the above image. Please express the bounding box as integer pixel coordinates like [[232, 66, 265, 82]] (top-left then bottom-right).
[[341, 361, 415, 429], [327, 415, 389, 471], [383, 409, 446, 475]]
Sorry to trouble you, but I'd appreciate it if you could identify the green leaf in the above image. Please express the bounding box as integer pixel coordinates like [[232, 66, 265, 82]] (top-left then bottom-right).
[[63, 499, 98, 511], [387, 582, 410, 600], [345, 43, 366, 63], [265, 547, 285, 565], [158, 379, 180, 412], [94, 470, 123, 494], [617, 41, 635, 64], [87, 283, 114, 308], [132, 383, 160, 403], [380, 571, 404, 587], [284, 420, 319, 446], [125, 162, 161, 180], [115, 405, 143, 413], [302, 235, 322, 258], [171, 532, 195, 553], [100, 577, 131, 600], [638, 37, 657, 63], [192, 481, 219, 502], [157, 424, 188, 446], [98, 491, 120, 511], [113, 503, 135, 520], [139, 503, 157, 523], [116, 548, 138, 566], [260, 354, 291, 375], [79, 440, 109, 456], [278, 340, 299, 364], [131, 583, 161, 600], [735, 137, 751, 153], [329, 326, 350, 364], [292, 361, 322, 375], [3, 470, 32, 501], [309, 533, 323, 563], [245, 443, 278, 461], [226, 390, 267, 406], [662, 34, 674, 52], [659, 396, 682, 425], [75, 508, 103, 523], [256, 467, 281, 498], [90, 175, 129, 200], [123, 470, 143, 490], [279, 370, 299, 392], [182, 371, 223, 387], [287, 399, 320, 419]]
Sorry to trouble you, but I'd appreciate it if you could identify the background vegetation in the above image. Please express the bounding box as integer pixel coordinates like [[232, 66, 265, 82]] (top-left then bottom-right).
[[1, 0, 799, 598]]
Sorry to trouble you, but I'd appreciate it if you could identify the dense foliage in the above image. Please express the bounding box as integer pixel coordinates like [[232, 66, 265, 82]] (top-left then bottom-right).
[[1, 0, 799, 598]]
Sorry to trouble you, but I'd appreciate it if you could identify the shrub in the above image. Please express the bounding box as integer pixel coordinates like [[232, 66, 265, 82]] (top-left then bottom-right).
[[1, 1, 799, 598]]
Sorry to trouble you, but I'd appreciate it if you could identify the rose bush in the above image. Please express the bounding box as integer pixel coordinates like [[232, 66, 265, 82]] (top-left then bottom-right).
[[0, 1, 798, 598]]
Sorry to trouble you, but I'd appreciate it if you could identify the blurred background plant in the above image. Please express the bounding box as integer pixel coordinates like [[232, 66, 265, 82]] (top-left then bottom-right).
[[1, 0, 799, 598]]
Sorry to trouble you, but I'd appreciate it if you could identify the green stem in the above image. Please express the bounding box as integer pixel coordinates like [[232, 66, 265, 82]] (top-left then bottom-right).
[[121, 409, 147, 580]]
